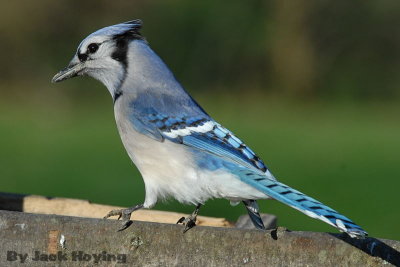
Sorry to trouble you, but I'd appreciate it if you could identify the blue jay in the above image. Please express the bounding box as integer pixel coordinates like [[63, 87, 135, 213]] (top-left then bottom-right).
[[52, 20, 367, 238]]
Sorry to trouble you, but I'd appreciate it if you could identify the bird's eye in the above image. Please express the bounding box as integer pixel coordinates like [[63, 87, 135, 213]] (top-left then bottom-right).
[[87, 43, 99, 54]]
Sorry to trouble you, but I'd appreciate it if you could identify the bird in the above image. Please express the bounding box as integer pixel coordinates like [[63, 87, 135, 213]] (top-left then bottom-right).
[[52, 20, 367, 238]]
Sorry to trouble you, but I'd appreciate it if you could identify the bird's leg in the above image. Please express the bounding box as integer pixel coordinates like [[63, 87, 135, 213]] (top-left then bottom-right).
[[176, 204, 202, 233], [243, 200, 266, 230], [104, 203, 144, 231]]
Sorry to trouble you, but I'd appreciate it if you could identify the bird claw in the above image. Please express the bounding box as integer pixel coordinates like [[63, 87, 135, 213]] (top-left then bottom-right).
[[104, 208, 132, 231], [176, 215, 197, 233], [176, 217, 186, 224], [104, 204, 143, 231]]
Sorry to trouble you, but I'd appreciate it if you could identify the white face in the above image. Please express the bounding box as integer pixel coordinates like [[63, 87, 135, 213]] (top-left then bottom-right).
[[76, 35, 126, 92], [53, 20, 143, 97]]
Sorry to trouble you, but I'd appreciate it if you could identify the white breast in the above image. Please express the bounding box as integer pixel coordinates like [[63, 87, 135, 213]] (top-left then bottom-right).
[[114, 97, 267, 208]]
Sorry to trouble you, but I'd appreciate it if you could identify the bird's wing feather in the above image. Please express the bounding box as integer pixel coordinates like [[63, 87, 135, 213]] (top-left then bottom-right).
[[129, 109, 268, 174], [129, 116, 164, 142]]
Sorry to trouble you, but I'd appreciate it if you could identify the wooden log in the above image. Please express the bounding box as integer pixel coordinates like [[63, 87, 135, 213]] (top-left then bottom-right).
[[0, 210, 398, 266]]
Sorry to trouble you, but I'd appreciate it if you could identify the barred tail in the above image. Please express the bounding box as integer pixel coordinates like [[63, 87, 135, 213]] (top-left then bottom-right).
[[240, 171, 367, 238]]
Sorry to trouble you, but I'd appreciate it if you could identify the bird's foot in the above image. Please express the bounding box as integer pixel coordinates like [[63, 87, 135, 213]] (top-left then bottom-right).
[[176, 204, 202, 233], [176, 215, 197, 233], [104, 203, 143, 231]]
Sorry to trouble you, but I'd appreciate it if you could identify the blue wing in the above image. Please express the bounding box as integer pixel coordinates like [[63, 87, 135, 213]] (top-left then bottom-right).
[[129, 113, 268, 173], [128, 92, 268, 173]]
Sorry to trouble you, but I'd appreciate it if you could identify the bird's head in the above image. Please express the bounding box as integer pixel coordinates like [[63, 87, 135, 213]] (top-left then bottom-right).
[[52, 20, 145, 91]]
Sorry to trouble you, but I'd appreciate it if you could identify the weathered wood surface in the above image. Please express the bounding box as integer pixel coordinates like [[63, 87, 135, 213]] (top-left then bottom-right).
[[0, 192, 231, 228], [0, 210, 399, 266]]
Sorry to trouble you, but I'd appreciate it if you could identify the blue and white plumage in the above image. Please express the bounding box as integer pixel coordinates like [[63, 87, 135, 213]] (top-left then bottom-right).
[[52, 20, 367, 238]]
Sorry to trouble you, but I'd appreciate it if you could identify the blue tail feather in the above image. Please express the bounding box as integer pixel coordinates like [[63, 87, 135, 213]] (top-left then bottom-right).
[[237, 170, 367, 238]]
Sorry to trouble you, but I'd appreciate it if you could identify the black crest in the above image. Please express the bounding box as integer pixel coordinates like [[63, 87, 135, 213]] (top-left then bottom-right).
[[114, 20, 145, 41]]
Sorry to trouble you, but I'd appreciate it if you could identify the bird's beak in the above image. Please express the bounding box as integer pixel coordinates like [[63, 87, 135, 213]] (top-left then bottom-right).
[[52, 58, 85, 83]]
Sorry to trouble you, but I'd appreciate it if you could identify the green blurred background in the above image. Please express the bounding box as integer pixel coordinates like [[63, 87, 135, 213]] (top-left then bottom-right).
[[1, 1, 399, 240]]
